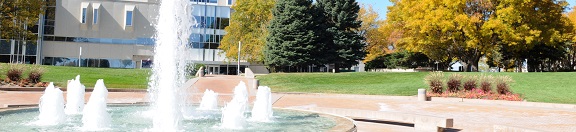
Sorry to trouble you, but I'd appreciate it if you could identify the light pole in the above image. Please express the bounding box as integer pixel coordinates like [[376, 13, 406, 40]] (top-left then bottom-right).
[[78, 47, 82, 67], [435, 61, 439, 71], [238, 41, 241, 75]]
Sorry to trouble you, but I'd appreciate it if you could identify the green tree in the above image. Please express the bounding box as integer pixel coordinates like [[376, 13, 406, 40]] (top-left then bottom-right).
[[0, 0, 46, 41], [316, 0, 366, 72], [219, 0, 275, 63], [265, 0, 321, 72]]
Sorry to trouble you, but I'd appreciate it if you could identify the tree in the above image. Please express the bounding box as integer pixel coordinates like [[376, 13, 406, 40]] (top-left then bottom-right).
[[387, 0, 501, 72], [265, 0, 321, 72], [316, 0, 366, 72], [0, 0, 46, 41], [489, 0, 572, 71], [358, 4, 390, 63], [219, 0, 275, 63]]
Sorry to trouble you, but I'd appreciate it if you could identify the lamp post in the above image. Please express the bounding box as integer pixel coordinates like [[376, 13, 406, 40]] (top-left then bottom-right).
[[238, 41, 241, 75], [78, 47, 82, 67], [435, 61, 439, 71]]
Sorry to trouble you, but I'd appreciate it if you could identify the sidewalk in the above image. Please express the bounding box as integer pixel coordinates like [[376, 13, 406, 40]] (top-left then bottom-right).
[[271, 93, 576, 132], [2, 75, 576, 131]]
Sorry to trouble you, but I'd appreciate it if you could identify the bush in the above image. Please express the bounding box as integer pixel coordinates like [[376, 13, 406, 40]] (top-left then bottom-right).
[[447, 74, 463, 92], [463, 75, 477, 91], [479, 75, 493, 92], [28, 66, 45, 83], [6, 64, 25, 82], [495, 76, 514, 94], [425, 72, 444, 94]]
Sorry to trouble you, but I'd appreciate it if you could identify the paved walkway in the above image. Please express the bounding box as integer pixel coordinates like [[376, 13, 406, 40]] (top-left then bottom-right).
[[1, 75, 575, 132]]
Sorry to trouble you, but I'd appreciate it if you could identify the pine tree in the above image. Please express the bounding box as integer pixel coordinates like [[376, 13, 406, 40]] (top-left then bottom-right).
[[265, 0, 321, 72], [316, 0, 366, 72]]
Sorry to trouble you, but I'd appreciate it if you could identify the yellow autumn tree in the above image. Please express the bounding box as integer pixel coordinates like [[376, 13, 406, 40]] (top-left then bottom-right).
[[358, 5, 388, 62], [569, 6, 576, 42], [219, 0, 275, 63]]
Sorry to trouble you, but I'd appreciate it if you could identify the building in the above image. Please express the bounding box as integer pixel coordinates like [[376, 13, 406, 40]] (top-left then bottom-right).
[[0, 0, 252, 74]]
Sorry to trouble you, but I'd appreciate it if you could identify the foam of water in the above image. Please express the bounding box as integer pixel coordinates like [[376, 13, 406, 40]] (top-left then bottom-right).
[[65, 75, 85, 115], [250, 86, 273, 122], [35, 82, 66, 126], [220, 81, 249, 129], [147, 0, 194, 130], [82, 79, 111, 130], [198, 89, 219, 110]]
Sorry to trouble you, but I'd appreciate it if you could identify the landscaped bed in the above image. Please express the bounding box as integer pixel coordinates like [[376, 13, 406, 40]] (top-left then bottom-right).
[[258, 72, 576, 104]]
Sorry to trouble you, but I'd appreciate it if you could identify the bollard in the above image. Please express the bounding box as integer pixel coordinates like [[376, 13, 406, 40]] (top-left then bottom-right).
[[418, 89, 427, 101]]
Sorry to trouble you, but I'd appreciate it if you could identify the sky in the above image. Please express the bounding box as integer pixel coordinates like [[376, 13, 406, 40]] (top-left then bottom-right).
[[356, 0, 576, 20]]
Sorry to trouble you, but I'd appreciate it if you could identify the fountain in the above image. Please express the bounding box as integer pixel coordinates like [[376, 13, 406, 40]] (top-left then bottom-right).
[[34, 82, 66, 126], [147, 0, 194, 130], [220, 81, 249, 129], [65, 75, 85, 115], [0, 0, 354, 130], [250, 86, 274, 122], [197, 89, 219, 110], [82, 79, 111, 130]]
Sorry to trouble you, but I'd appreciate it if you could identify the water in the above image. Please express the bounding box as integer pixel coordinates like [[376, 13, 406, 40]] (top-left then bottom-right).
[[220, 81, 249, 129], [250, 86, 273, 122], [148, 0, 194, 130], [34, 82, 66, 126], [0, 106, 336, 131], [64, 75, 85, 115], [82, 79, 111, 130], [198, 89, 219, 110]]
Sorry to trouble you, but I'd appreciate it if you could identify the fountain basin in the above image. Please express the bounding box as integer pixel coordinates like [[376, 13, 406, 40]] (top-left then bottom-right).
[[0, 105, 355, 131]]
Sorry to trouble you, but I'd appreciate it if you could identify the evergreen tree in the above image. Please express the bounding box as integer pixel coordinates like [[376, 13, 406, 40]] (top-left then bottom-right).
[[316, 0, 366, 72], [265, 0, 321, 72]]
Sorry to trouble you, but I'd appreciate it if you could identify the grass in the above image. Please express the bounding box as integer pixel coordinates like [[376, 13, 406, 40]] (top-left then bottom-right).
[[0, 63, 150, 89], [257, 72, 576, 104]]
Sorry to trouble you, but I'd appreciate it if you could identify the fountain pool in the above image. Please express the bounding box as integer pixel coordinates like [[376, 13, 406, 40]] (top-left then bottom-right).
[[0, 105, 339, 131]]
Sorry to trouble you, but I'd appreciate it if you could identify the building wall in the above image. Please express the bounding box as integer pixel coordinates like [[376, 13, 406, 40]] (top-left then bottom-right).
[[42, 0, 236, 69], [55, 0, 158, 39]]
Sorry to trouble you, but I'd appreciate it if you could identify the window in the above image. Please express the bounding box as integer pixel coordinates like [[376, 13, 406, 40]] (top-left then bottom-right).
[[81, 8, 87, 23], [126, 11, 133, 26], [209, 0, 217, 3], [93, 9, 98, 24], [228, 0, 233, 5]]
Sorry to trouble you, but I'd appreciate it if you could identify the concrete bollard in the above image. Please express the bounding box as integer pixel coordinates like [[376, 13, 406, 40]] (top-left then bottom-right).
[[418, 89, 427, 101]]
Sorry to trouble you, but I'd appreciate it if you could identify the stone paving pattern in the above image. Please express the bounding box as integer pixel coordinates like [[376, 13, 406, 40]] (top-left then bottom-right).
[[1, 75, 575, 132]]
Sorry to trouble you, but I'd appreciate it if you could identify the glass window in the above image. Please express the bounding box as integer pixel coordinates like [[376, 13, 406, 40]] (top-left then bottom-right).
[[81, 8, 87, 23], [220, 18, 229, 29], [93, 9, 98, 24], [228, 0, 233, 5], [0, 40, 11, 54], [26, 42, 37, 55], [126, 11, 133, 26], [209, 0, 217, 3]]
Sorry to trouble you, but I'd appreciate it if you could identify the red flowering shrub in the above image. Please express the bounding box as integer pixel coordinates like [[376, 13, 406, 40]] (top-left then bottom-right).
[[447, 74, 462, 92], [425, 72, 444, 94]]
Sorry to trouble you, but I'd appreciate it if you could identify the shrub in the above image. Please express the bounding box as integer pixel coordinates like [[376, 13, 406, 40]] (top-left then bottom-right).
[[446, 74, 463, 92], [479, 75, 492, 92], [463, 75, 477, 91], [425, 72, 444, 94], [495, 76, 514, 94], [28, 66, 45, 83], [6, 64, 25, 82]]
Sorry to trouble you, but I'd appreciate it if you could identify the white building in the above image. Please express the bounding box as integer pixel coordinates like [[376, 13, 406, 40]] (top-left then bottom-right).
[[0, 0, 253, 74]]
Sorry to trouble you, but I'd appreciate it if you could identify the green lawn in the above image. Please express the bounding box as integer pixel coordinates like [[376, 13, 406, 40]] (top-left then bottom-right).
[[0, 63, 150, 89], [257, 72, 576, 104]]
